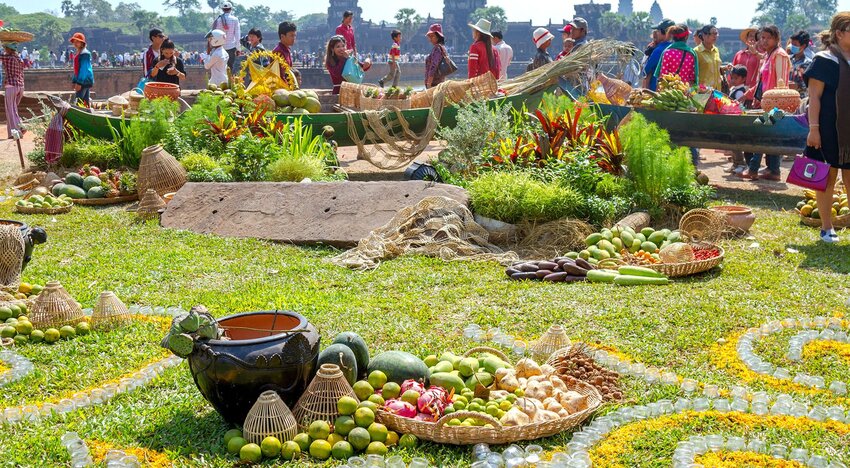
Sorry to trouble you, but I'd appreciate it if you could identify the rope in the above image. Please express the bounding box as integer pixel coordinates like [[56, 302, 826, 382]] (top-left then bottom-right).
[[0, 225, 25, 293]]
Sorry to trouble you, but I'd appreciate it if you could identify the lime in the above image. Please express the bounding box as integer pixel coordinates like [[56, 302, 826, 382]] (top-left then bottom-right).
[[223, 428, 243, 445], [337, 395, 358, 416], [347, 427, 371, 451], [385, 430, 399, 447], [59, 325, 76, 339], [365, 441, 388, 455], [308, 420, 331, 440], [292, 433, 310, 452], [424, 354, 439, 367], [309, 439, 332, 460], [8, 304, 20, 318], [358, 400, 379, 412], [447, 418, 462, 427], [13, 334, 27, 345], [401, 390, 420, 406], [280, 440, 301, 460], [29, 329, 44, 343], [333, 415, 356, 436], [240, 443, 262, 463], [399, 433, 419, 448], [260, 436, 282, 458], [354, 407, 375, 428], [44, 328, 60, 343], [382, 382, 401, 399], [17, 302, 26, 314], [4, 318, 16, 325], [75, 321, 90, 335], [367, 370, 388, 389], [226, 436, 247, 454], [367, 393, 385, 406], [353, 380, 374, 401], [367, 422, 388, 443], [331, 440, 354, 459], [0, 307, 11, 320], [327, 433, 345, 446], [17, 316, 28, 323], [30, 284, 43, 295], [14, 320, 33, 336], [0, 326, 15, 339]]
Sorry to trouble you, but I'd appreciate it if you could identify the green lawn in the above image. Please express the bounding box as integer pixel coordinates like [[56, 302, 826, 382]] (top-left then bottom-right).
[[0, 187, 849, 467]]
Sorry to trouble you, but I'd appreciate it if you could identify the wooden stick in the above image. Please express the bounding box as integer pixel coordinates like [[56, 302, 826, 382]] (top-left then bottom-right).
[[15, 138, 24, 169]]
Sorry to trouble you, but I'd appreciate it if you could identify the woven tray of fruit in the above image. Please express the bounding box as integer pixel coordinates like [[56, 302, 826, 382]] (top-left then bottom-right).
[[14, 193, 73, 215], [0, 28, 34, 43], [375, 347, 602, 445], [53, 167, 139, 206], [796, 188, 850, 228]]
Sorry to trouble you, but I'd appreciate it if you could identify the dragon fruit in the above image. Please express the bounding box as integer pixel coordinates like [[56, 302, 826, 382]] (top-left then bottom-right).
[[401, 379, 426, 395], [417, 386, 450, 417], [414, 412, 437, 422], [383, 399, 417, 418]]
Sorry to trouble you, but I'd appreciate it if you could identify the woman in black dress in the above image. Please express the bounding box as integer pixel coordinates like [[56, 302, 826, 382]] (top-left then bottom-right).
[[150, 39, 186, 85], [805, 11, 850, 243]]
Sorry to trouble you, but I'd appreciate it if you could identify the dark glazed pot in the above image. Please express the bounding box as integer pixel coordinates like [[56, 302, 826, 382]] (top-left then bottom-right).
[[0, 219, 47, 272], [187, 310, 320, 425]]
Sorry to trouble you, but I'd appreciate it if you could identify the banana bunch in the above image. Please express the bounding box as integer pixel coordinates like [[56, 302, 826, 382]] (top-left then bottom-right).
[[628, 89, 658, 107], [803, 189, 817, 200], [658, 74, 690, 93], [645, 88, 697, 112]]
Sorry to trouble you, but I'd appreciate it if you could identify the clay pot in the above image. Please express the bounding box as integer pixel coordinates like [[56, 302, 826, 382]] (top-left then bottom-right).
[[0, 219, 46, 272], [761, 87, 801, 113], [143, 82, 180, 101], [710, 205, 756, 234], [187, 310, 320, 425]]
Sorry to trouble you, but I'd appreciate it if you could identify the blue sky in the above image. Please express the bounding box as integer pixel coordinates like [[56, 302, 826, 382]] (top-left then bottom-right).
[[10, 0, 850, 29]]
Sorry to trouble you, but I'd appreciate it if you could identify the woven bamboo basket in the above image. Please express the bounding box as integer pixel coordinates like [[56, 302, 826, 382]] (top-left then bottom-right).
[[0, 31, 34, 43], [647, 243, 724, 278], [0, 225, 24, 293], [797, 210, 850, 228], [529, 325, 571, 363], [28, 280, 85, 329], [679, 209, 724, 243], [360, 96, 412, 111], [136, 189, 166, 220], [243, 390, 299, 444], [615, 212, 651, 232], [339, 82, 378, 108], [14, 204, 72, 215], [137, 145, 186, 197], [292, 364, 358, 431], [91, 291, 131, 330], [376, 379, 601, 445], [74, 194, 139, 206]]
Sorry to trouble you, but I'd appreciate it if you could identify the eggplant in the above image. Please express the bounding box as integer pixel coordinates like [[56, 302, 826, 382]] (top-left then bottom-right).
[[535, 269, 553, 279], [564, 264, 589, 276], [575, 258, 595, 271], [543, 272, 568, 282], [506, 268, 520, 277], [511, 272, 538, 281], [519, 263, 539, 272], [538, 261, 559, 271]]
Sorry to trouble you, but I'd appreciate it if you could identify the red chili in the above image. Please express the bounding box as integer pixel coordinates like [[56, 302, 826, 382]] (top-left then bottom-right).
[[694, 249, 721, 260]]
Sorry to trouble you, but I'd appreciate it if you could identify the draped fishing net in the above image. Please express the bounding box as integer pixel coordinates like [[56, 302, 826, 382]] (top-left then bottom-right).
[[0, 225, 25, 293], [330, 196, 519, 270]]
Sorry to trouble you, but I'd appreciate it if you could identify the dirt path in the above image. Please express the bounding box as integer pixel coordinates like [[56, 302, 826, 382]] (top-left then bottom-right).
[[0, 124, 36, 185]]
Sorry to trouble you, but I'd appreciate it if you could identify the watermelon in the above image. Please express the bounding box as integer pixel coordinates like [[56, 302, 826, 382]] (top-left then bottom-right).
[[52, 183, 67, 197], [332, 332, 370, 379], [87, 186, 105, 198], [367, 351, 429, 385], [318, 344, 358, 385], [64, 185, 87, 199], [83, 175, 102, 191], [65, 172, 84, 188]]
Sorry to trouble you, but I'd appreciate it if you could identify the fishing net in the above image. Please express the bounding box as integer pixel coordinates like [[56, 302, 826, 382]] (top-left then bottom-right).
[[0, 225, 25, 293], [330, 196, 519, 270]]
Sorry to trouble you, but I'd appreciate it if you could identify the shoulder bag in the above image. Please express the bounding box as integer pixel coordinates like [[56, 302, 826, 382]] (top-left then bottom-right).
[[437, 45, 458, 78]]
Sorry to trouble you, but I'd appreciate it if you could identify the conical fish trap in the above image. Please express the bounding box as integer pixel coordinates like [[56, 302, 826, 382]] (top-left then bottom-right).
[[292, 364, 357, 431], [91, 291, 131, 330], [679, 209, 724, 243], [243, 390, 298, 444], [28, 280, 84, 329], [530, 324, 571, 362], [137, 189, 166, 220], [0, 224, 24, 293], [137, 144, 187, 197]]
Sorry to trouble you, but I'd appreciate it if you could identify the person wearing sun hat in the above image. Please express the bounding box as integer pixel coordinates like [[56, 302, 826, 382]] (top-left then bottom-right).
[[467, 18, 500, 80], [0, 41, 25, 139], [569, 17, 589, 50], [733, 27, 761, 89], [424, 24, 449, 88], [528, 28, 554, 72], [69, 32, 93, 107]]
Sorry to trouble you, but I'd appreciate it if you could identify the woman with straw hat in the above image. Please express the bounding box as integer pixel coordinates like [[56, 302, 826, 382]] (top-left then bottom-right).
[[733, 28, 761, 90], [467, 18, 500, 80]]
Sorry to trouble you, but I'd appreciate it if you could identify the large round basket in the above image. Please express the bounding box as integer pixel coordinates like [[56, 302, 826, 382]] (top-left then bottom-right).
[[14, 204, 72, 215], [28, 280, 85, 329], [137, 145, 186, 197], [74, 194, 139, 206], [0, 31, 34, 43], [377, 379, 601, 445], [143, 82, 180, 101], [797, 210, 850, 228], [679, 209, 724, 243], [647, 243, 724, 278]]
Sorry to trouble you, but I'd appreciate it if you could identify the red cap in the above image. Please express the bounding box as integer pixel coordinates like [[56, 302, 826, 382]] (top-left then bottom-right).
[[426, 24, 444, 38], [69, 32, 87, 45], [562, 24, 572, 34]]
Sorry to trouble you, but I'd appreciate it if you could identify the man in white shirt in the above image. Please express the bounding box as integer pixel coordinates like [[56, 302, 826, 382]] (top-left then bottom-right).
[[492, 31, 512, 80], [211, 1, 241, 72]]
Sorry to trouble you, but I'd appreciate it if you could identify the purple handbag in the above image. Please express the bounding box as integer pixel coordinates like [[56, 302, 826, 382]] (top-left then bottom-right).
[[786, 153, 830, 191]]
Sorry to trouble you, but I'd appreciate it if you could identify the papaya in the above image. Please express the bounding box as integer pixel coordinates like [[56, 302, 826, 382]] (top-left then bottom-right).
[[641, 241, 659, 253], [585, 233, 603, 246], [304, 97, 322, 114], [428, 372, 465, 393], [458, 357, 479, 378], [319, 343, 358, 385], [332, 332, 370, 378], [432, 361, 454, 374], [367, 351, 429, 384], [598, 240, 616, 255], [620, 231, 634, 247], [648, 231, 667, 245], [481, 356, 510, 374], [640, 227, 655, 238]]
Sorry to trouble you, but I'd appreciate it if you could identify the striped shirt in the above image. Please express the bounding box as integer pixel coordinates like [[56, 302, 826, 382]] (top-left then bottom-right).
[[0, 52, 24, 87], [212, 13, 241, 50]]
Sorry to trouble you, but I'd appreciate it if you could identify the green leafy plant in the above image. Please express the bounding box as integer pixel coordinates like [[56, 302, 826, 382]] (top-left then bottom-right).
[[26, 148, 46, 169], [224, 136, 276, 182], [436, 100, 513, 178], [468, 172, 586, 224], [266, 156, 329, 182], [109, 98, 179, 169], [60, 139, 121, 168], [180, 151, 233, 182]]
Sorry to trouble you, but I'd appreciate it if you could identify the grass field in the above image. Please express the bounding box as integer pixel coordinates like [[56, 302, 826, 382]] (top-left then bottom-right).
[[0, 186, 848, 467]]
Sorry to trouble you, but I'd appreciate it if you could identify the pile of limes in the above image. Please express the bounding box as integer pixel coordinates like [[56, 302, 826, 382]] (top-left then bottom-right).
[[0, 302, 90, 346]]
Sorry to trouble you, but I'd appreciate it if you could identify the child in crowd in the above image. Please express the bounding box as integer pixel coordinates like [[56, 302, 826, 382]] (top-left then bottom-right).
[[727, 65, 749, 174], [379, 29, 402, 88], [69, 33, 93, 107]]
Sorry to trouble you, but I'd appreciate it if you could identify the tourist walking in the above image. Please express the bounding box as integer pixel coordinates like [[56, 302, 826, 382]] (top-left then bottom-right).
[[0, 42, 24, 139], [144, 28, 166, 78], [204, 29, 229, 87], [424, 24, 448, 88], [569, 17, 589, 50], [653, 24, 698, 86], [695, 25, 723, 90], [467, 19, 500, 80], [379, 29, 402, 88], [803, 12, 850, 242], [211, 2, 240, 72], [150, 40, 185, 85], [69, 33, 93, 107], [738, 25, 791, 181], [733, 28, 761, 90], [336, 11, 357, 56], [789, 30, 814, 92], [492, 31, 512, 80], [325, 35, 350, 94], [527, 28, 554, 72], [642, 18, 675, 90]]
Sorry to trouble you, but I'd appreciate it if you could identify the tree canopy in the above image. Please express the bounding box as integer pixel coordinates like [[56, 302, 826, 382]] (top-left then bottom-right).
[[752, 0, 837, 36], [394, 8, 423, 39], [470, 6, 508, 33]]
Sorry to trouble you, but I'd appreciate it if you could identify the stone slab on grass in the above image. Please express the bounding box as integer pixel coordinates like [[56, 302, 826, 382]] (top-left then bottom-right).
[[161, 181, 469, 247]]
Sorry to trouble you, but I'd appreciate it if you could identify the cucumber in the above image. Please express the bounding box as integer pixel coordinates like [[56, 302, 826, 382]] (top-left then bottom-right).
[[587, 269, 618, 283], [614, 275, 670, 286], [641, 241, 659, 253], [617, 266, 666, 278]]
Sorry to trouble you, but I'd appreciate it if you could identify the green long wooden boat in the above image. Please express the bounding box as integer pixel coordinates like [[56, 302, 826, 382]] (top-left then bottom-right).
[[61, 85, 553, 147], [594, 103, 808, 155]]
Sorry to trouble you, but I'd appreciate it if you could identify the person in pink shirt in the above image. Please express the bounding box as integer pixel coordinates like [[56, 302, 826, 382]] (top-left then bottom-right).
[[335, 11, 356, 56], [732, 28, 761, 90], [467, 18, 500, 80]]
